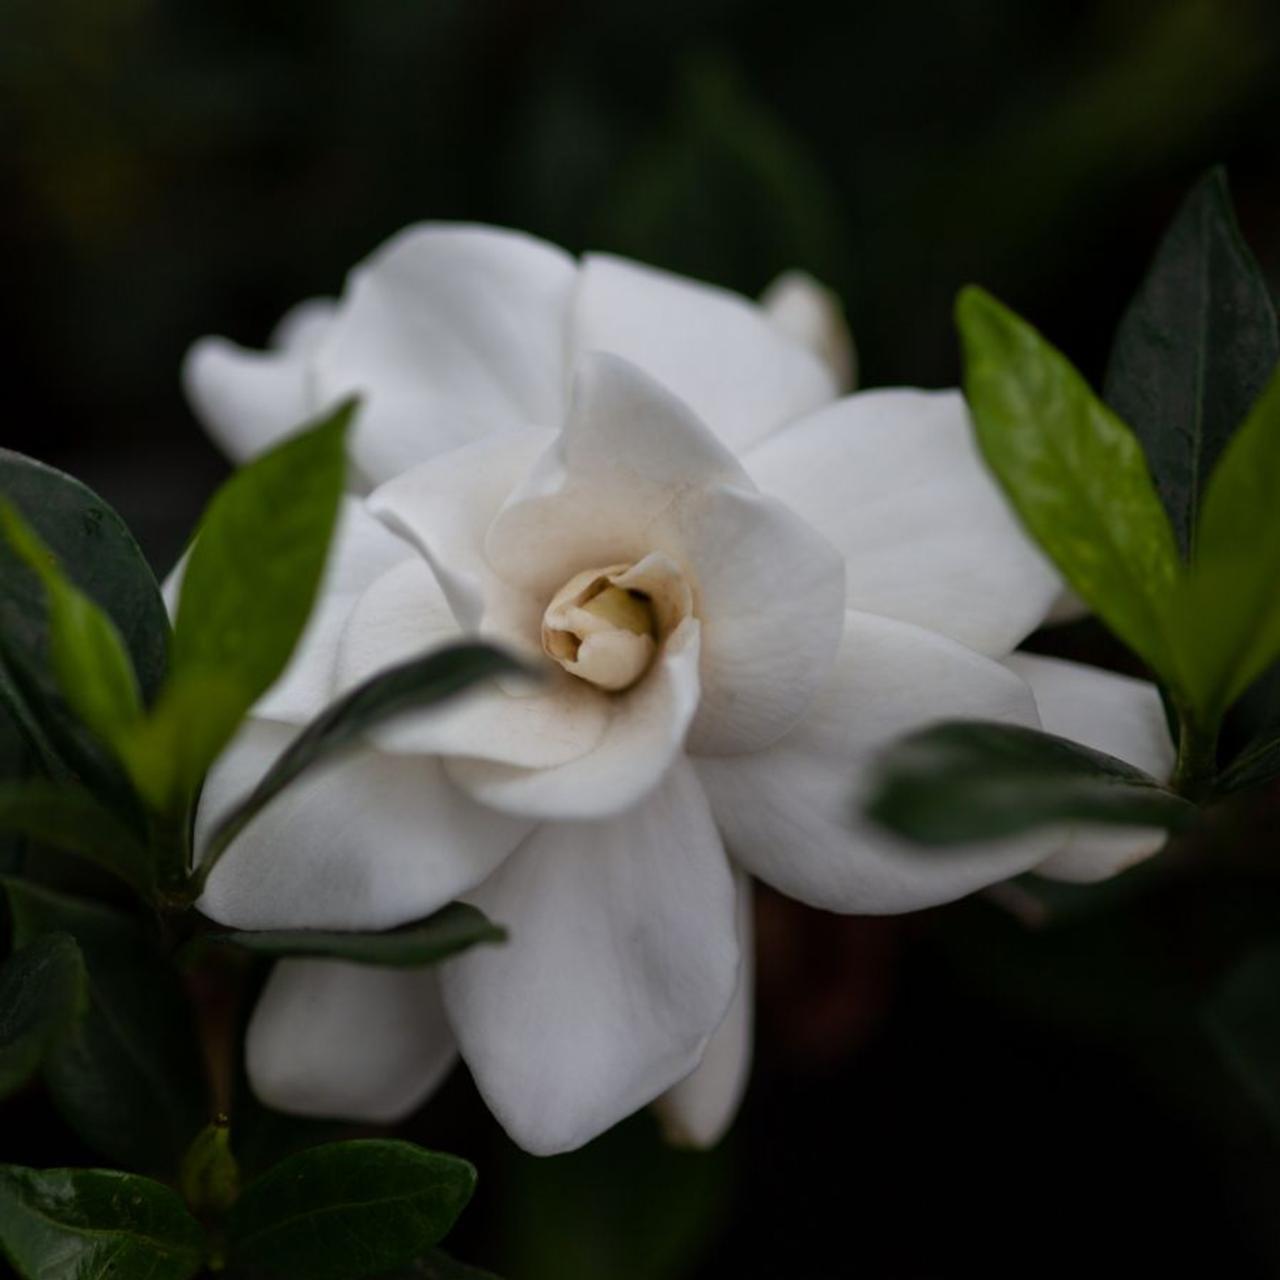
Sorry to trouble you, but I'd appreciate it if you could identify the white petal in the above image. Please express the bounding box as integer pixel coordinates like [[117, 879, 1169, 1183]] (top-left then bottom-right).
[[337, 559, 608, 769], [446, 618, 702, 820], [695, 611, 1054, 913], [441, 760, 739, 1155], [673, 484, 844, 755], [484, 352, 749, 600], [760, 270, 856, 392], [247, 960, 456, 1123], [653, 870, 754, 1149], [368, 430, 553, 631], [744, 389, 1061, 656], [195, 718, 532, 930], [571, 254, 838, 452], [1006, 653, 1176, 883], [312, 224, 577, 485]]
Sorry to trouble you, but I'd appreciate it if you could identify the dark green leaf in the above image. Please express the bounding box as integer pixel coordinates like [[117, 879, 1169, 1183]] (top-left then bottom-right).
[[385, 1253, 502, 1280], [1, 879, 208, 1175], [1204, 942, 1280, 1132], [865, 720, 1197, 845], [203, 902, 506, 968], [1216, 731, 1280, 795], [0, 449, 168, 704], [227, 1140, 475, 1280], [0, 503, 142, 752], [0, 781, 152, 896], [0, 1165, 204, 1280], [1104, 167, 1280, 560], [137, 401, 352, 811], [1172, 369, 1280, 728], [956, 287, 1182, 685], [0, 933, 87, 1100], [199, 642, 524, 873]]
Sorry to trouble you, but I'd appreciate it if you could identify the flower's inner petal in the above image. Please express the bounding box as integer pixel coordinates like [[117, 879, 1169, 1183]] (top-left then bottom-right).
[[312, 225, 577, 485], [441, 759, 739, 1156], [338, 559, 609, 768], [571, 253, 839, 452]]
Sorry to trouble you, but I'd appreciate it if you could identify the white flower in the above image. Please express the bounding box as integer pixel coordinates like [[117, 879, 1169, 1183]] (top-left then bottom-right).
[[184, 226, 1174, 1155]]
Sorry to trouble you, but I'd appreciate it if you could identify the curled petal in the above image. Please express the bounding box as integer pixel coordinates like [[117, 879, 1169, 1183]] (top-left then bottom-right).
[[760, 270, 856, 392], [441, 760, 739, 1155], [247, 960, 456, 1123]]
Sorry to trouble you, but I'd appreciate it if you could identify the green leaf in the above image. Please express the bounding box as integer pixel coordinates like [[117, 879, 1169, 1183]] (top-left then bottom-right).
[[199, 642, 524, 874], [0, 781, 153, 896], [0, 1165, 204, 1280], [180, 1118, 240, 1216], [956, 286, 1183, 684], [864, 720, 1197, 845], [203, 902, 507, 968], [1104, 167, 1280, 561], [138, 400, 352, 810], [227, 1140, 476, 1280], [0, 933, 87, 1100], [1216, 731, 1280, 795], [1172, 369, 1280, 728], [387, 1253, 502, 1279], [1204, 942, 1280, 1132], [1, 879, 208, 1175]]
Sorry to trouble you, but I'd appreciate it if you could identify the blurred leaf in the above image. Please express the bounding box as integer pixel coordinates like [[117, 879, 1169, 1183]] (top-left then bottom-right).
[[1105, 167, 1279, 560], [0, 501, 142, 751], [227, 1140, 475, 1280], [0, 932, 87, 1101], [956, 287, 1182, 685], [1215, 731, 1280, 794], [496, 1113, 730, 1280], [1205, 942, 1280, 1131], [199, 642, 524, 874], [180, 1118, 240, 1216], [0, 1165, 205, 1280], [128, 401, 353, 811], [865, 720, 1196, 845], [203, 902, 506, 968], [0, 780, 152, 895], [1173, 369, 1280, 728], [2, 878, 208, 1175]]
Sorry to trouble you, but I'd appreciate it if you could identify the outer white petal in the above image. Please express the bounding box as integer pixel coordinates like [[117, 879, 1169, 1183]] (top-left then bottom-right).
[[195, 719, 532, 930], [441, 760, 739, 1156], [336, 559, 608, 769], [744, 388, 1061, 657], [446, 618, 702, 820], [571, 253, 839, 452], [760, 270, 856, 392], [1007, 653, 1176, 883], [368, 430, 554, 631], [312, 225, 577, 485], [653, 870, 754, 1149], [696, 611, 1054, 914], [247, 960, 456, 1123], [182, 299, 336, 463], [486, 355, 845, 754]]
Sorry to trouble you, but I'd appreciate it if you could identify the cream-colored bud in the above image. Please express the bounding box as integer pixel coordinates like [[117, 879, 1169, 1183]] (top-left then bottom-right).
[[542, 565, 659, 692]]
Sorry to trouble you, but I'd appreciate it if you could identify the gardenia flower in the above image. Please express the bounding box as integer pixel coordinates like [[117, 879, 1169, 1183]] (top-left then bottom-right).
[[184, 227, 1174, 1155]]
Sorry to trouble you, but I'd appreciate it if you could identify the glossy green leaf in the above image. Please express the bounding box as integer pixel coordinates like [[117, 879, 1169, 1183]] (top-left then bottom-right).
[[956, 287, 1182, 684], [0, 781, 152, 895], [227, 1140, 476, 1280], [180, 1118, 240, 1216], [0, 1165, 204, 1280], [135, 401, 352, 811], [1172, 369, 1280, 728], [0, 933, 87, 1100], [1104, 167, 1280, 560], [1216, 731, 1280, 795], [0, 502, 142, 751], [865, 720, 1197, 845], [2, 879, 208, 1174], [204, 902, 506, 968], [199, 642, 524, 874], [1204, 942, 1280, 1132]]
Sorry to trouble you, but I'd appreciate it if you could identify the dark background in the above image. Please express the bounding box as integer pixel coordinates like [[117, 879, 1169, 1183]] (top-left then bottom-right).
[[4, 0, 1280, 1274]]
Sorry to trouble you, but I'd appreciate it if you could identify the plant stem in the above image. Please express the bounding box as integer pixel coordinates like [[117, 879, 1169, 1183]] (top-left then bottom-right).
[[1172, 703, 1218, 801]]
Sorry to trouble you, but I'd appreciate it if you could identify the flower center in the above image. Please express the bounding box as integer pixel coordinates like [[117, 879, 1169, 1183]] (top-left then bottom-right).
[[541, 564, 658, 692]]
